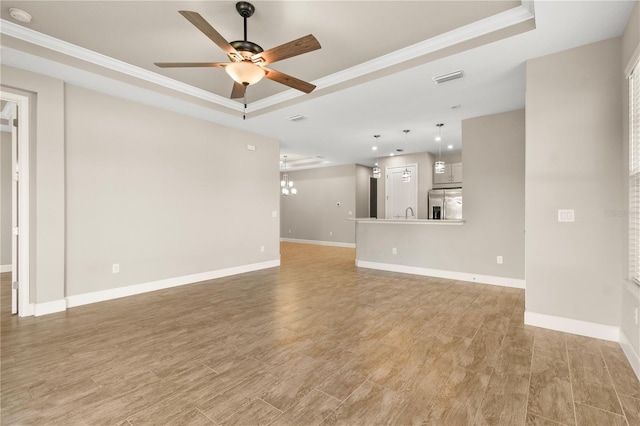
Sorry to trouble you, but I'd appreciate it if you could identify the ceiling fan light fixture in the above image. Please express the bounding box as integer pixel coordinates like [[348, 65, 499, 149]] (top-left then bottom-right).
[[225, 61, 265, 86]]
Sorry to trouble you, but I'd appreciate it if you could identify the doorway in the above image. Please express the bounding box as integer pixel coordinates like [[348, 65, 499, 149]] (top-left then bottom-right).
[[385, 164, 418, 219], [369, 177, 377, 218], [1, 91, 31, 316]]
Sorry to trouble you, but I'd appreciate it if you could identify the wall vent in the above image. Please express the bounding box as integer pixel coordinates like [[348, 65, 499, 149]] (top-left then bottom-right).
[[287, 114, 306, 121], [432, 70, 464, 84]]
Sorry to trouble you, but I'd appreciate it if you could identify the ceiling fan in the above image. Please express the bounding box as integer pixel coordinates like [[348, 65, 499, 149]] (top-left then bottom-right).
[[155, 2, 321, 99]]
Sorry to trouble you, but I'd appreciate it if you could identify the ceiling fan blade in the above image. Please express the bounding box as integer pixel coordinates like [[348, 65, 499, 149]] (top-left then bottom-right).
[[154, 62, 227, 68], [255, 35, 321, 65], [178, 10, 239, 59], [230, 82, 246, 99], [263, 68, 316, 94]]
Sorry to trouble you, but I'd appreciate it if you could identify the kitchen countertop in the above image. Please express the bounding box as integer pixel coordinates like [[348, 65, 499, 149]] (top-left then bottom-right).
[[350, 218, 464, 225]]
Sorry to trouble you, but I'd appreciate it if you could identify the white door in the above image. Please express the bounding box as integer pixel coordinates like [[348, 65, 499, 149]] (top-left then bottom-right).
[[9, 102, 18, 314], [1, 90, 31, 317], [385, 165, 418, 219]]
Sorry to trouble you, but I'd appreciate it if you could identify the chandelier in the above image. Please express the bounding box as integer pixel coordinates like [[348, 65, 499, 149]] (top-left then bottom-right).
[[280, 155, 297, 195]]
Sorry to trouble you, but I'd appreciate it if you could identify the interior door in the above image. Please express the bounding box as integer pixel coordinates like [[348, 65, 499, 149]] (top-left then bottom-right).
[[10, 102, 18, 314], [385, 165, 417, 219]]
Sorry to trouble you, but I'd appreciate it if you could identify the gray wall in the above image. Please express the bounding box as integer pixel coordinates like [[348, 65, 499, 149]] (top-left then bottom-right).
[[621, 3, 640, 359], [525, 38, 622, 327], [65, 85, 280, 296], [1, 131, 11, 267], [355, 164, 372, 218], [376, 152, 435, 219], [358, 109, 525, 280], [2, 66, 65, 304], [280, 164, 357, 244]]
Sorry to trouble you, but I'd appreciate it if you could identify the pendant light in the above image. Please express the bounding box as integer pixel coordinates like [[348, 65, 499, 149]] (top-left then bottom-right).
[[435, 123, 445, 174], [372, 135, 382, 179], [402, 129, 411, 182], [280, 155, 297, 195]]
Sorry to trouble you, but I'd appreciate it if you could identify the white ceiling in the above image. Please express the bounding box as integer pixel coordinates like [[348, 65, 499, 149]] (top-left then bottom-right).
[[0, 1, 636, 170]]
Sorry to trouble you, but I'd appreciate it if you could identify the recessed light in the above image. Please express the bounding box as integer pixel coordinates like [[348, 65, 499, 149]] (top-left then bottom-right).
[[448, 145, 453, 149], [372, 146, 377, 151], [390, 153, 394, 157], [9, 8, 32, 23]]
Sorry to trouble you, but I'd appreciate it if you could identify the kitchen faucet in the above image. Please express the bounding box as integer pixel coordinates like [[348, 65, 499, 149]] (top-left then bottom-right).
[[405, 207, 414, 219]]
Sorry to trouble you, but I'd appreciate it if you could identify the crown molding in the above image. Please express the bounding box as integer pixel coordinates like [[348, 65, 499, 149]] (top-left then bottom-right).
[[0, 19, 243, 112], [0, 2, 534, 113], [250, 3, 535, 111]]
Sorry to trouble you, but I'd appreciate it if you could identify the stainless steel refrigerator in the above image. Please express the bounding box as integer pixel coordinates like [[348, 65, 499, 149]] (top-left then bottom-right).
[[428, 188, 463, 220]]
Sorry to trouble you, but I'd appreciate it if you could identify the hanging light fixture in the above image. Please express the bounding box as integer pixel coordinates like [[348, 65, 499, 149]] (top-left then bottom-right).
[[280, 155, 297, 195], [435, 123, 445, 174], [402, 129, 411, 182], [372, 135, 382, 179]]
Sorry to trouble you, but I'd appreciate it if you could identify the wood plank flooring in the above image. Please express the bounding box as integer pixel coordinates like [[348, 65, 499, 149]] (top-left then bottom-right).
[[1, 242, 639, 425]]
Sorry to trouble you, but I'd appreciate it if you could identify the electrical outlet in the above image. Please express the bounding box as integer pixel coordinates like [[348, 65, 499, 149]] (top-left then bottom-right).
[[392, 247, 397, 255], [497, 256, 503, 264], [558, 209, 575, 222], [260, 245, 265, 253], [329, 231, 333, 236], [112, 263, 119, 274]]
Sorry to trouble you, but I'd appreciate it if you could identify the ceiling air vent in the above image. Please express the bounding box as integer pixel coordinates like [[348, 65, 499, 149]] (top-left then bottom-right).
[[432, 70, 464, 84], [287, 114, 306, 122]]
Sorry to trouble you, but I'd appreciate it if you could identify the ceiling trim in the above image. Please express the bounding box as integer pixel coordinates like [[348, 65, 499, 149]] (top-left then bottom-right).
[[0, 19, 243, 112], [0, 2, 534, 114], [243, 3, 535, 111]]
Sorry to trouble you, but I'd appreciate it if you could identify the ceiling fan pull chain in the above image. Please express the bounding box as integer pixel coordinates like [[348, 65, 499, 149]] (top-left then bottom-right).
[[243, 92, 247, 120]]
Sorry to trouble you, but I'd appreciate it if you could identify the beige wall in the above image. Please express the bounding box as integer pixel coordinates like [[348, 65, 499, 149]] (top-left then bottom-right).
[[1, 131, 11, 267], [357, 109, 525, 280], [280, 164, 357, 244], [1, 65, 281, 307], [525, 38, 623, 327], [65, 85, 280, 296]]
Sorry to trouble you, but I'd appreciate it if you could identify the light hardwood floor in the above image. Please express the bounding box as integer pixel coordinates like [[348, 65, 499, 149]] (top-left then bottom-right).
[[1, 242, 639, 425]]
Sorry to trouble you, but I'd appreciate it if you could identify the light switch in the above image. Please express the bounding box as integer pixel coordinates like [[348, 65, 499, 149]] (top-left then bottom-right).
[[558, 209, 575, 222]]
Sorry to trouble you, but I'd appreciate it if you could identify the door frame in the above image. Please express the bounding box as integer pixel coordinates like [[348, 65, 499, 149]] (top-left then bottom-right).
[[1, 90, 31, 317]]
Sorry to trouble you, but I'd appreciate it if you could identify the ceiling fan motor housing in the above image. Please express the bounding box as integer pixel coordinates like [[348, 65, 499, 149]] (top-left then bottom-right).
[[230, 40, 264, 59], [236, 2, 255, 18]]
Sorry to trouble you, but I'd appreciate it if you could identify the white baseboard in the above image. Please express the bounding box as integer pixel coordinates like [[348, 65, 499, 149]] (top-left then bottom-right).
[[524, 311, 620, 342], [66, 259, 280, 309], [33, 299, 67, 316], [0, 264, 12, 273], [280, 238, 356, 249], [620, 330, 640, 381], [355, 259, 525, 289]]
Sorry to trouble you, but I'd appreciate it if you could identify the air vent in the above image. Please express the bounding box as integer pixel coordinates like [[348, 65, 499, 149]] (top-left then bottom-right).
[[287, 114, 306, 121], [432, 70, 464, 84]]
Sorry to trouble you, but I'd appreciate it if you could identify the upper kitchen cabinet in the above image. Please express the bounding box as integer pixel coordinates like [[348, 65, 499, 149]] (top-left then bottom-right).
[[433, 162, 462, 186]]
